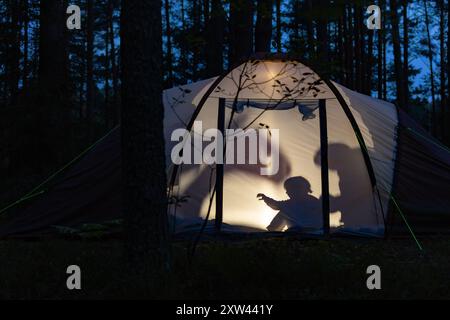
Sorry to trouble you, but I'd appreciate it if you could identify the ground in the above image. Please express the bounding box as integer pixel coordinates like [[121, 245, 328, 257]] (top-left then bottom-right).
[[0, 237, 449, 299]]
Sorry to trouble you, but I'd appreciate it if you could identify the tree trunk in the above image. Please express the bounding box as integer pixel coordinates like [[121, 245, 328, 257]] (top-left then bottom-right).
[[424, 0, 437, 134], [366, 30, 373, 95], [344, 3, 354, 89], [164, 0, 174, 87], [359, 4, 366, 94], [354, 3, 361, 92], [447, 0, 450, 143], [203, 0, 210, 23], [108, 0, 119, 125], [229, 0, 254, 66], [439, 0, 445, 139], [104, 19, 110, 130], [305, 0, 315, 59], [121, 0, 170, 271], [338, 9, 345, 85], [191, 0, 201, 80], [255, 0, 273, 53], [39, 0, 70, 166], [316, 0, 329, 75], [275, 0, 281, 53], [22, 0, 29, 92], [8, 0, 20, 106], [377, 0, 384, 99], [389, 0, 404, 108], [179, 0, 188, 83], [205, 0, 225, 77], [86, 0, 95, 135], [403, 0, 409, 109]]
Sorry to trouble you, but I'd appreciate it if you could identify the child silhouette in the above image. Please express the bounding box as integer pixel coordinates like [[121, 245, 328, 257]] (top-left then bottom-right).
[[257, 176, 321, 232]]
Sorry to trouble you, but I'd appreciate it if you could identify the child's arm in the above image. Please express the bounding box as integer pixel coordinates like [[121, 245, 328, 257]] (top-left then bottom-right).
[[257, 193, 281, 210]]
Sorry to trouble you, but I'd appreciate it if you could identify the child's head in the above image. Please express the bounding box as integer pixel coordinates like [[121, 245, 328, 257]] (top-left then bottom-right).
[[284, 176, 312, 199]]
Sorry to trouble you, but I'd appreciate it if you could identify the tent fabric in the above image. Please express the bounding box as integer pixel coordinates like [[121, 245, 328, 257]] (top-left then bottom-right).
[[0, 129, 122, 237], [335, 84, 398, 227], [0, 58, 449, 238], [389, 109, 450, 234]]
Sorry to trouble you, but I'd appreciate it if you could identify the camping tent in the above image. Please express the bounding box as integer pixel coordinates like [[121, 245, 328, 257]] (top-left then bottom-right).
[[1, 55, 449, 238]]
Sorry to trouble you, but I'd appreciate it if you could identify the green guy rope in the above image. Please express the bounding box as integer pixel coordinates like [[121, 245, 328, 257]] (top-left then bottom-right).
[[390, 194, 423, 251], [406, 127, 450, 154], [0, 126, 119, 216]]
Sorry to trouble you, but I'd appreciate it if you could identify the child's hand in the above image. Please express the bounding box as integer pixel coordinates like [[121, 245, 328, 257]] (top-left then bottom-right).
[[257, 193, 266, 200]]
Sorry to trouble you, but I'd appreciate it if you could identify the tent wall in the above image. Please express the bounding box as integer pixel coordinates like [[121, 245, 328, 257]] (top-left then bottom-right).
[[325, 97, 383, 235], [389, 110, 450, 234], [336, 85, 398, 224]]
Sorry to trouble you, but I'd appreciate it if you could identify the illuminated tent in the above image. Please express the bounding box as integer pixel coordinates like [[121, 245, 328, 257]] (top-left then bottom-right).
[[1, 56, 449, 238]]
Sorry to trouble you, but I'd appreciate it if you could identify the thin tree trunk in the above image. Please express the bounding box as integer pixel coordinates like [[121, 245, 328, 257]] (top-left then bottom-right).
[[382, 0, 387, 101], [205, 0, 225, 77], [424, 0, 437, 134], [86, 0, 95, 135], [377, 0, 384, 99], [354, 3, 361, 92], [203, 0, 210, 24], [191, 0, 200, 80], [229, 0, 254, 66], [104, 19, 110, 129], [439, 0, 445, 139], [403, 0, 409, 109], [338, 12, 345, 85], [9, 0, 20, 106], [317, 0, 328, 74], [305, 0, 315, 58], [39, 0, 70, 167], [255, 0, 273, 53], [359, 4, 366, 94], [447, 0, 450, 142], [22, 0, 29, 92], [108, 0, 119, 125], [389, 0, 404, 108], [275, 0, 281, 53], [180, 0, 188, 83], [164, 0, 174, 87], [366, 30, 373, 95], [121, 0, 170, 271], [345, 3, 354, 89]]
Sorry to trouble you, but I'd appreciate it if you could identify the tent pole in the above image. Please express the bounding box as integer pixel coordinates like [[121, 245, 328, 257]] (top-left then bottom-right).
[[215, 98, 225, 231], [319, 99, 330, 237]]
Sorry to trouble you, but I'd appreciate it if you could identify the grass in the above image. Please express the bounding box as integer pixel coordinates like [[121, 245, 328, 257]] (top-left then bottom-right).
[[0, 236, 449, 299]]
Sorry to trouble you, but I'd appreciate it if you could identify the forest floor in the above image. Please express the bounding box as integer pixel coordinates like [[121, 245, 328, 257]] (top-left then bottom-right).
[[0, 236, 449, 299]]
